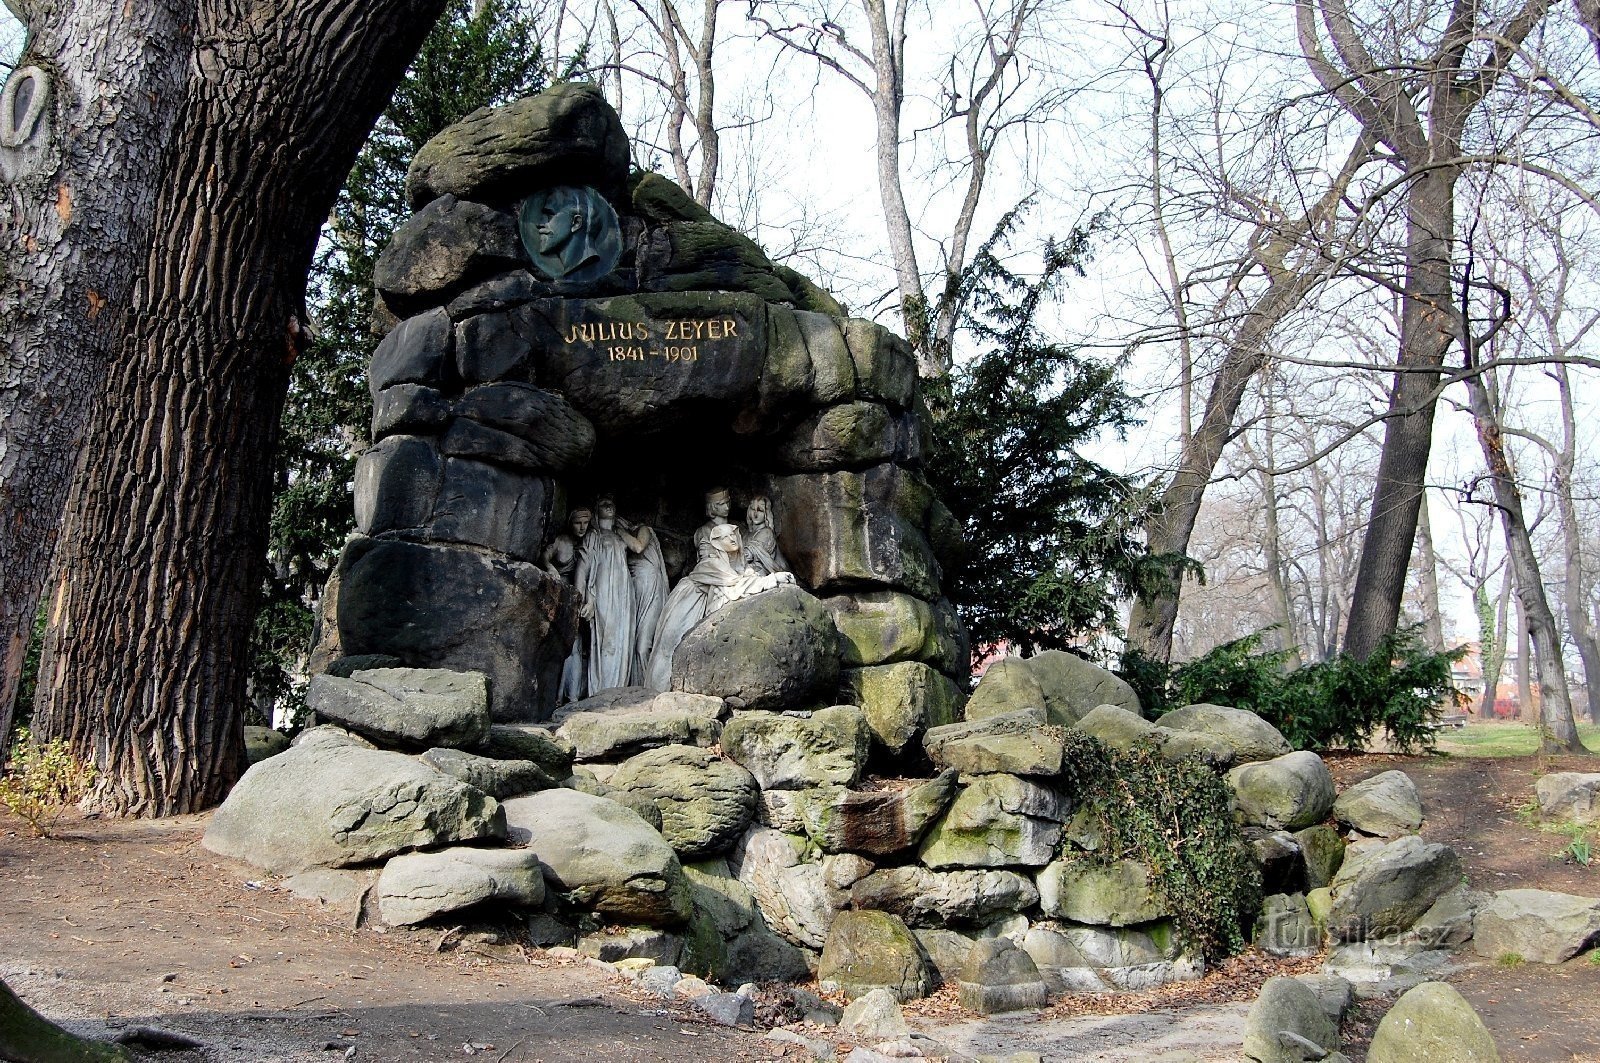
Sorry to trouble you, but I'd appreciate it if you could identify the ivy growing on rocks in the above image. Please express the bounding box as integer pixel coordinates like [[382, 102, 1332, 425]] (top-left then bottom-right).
[[1057, 730, 1261, 963]]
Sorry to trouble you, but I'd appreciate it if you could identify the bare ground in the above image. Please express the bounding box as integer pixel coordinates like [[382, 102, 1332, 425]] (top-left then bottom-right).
[[3, 749, 1600, 1062]]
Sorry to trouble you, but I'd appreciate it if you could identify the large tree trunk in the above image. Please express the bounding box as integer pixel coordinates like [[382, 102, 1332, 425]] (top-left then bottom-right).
[[0, 2, 193, 751], [1414, 491, 1446, 650], [1552, 362, 1600, 723], [0, 977, 137, 1063], [1342, 175, 1457, 660], [30, 0, 447, 815]]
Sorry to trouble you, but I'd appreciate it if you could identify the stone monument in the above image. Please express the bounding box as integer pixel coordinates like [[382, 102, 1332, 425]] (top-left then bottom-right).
[[325, 81, 968, 721]]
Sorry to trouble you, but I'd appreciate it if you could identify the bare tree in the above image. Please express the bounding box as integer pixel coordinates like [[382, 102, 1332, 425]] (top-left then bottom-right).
[[748, 0, 1064, 375], [1293, 0, 1556, 659]]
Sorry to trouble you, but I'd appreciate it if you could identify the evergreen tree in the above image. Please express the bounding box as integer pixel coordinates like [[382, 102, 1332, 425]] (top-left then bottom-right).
[[926, 207, 1161, 661], [250, 0, 551, 719]]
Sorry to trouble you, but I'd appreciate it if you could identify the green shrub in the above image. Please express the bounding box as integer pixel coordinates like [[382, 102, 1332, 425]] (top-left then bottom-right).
[[1127, 627, 1463, 753], [0, 729, 96, 838], [1058, 730, 1261, 962]]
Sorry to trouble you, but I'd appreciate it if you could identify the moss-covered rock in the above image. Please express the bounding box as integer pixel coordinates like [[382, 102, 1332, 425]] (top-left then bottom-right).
[[407, 83, 630, 208], [789, 771, 958, 856], [1227, 751, 1336, 831], [1037, 858, 1169, 926], [608, 745, 757, 860], [964, 659, 1047, 720], [841, 660, 965, 754], [671, 586, 840, 712], [1158, 703, 1291, 764], [719, 706, 870, 790], [923, 710, 1065, 777], [817, 910, 933, 1001], [918, 774, 1068, 869], [1023, 650, 1143, 723], [1294, 824, 1346, 889], [1366, 982, 1499, 1063], [771, 465, 945, 599], [823, 591, 962, 674]]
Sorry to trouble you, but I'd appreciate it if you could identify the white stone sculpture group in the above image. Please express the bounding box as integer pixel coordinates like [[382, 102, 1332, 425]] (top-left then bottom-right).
[[544, 488, 793, 702]]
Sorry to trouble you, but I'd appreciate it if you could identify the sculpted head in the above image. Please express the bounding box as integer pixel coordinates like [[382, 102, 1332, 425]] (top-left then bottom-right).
[[708, 522, 742, 559], [595, 496, 617, 526], [568, 507, 592, 537], [535, 186, 587, 258], [705, 487, 731, 522], [746, 495, 772, 528]]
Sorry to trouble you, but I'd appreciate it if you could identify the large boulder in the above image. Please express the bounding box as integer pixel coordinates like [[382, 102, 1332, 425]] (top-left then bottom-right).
[[1534, 772, 1600, 825], [730, 827, 849, 948], [376, 846, 546, 926], [850, 867, 1039, 928], [1157, 704, 1291, 765], [956, 937, 1048, 1015], [501, 789, 692, 926], [1325, 835, 1462, 942], [203, 742, 505, 875], [789, 772, 958, 855], [719, 706, 870, 790], [553, 688, 723, 761], [1025, 650, 1142, 723], [607, 745, 757, 860], [1036, 859, 1168, 927], [306, 668, 492, 751], [418, 747, 557, 799], [1242, 975, 1340, 1063], [923, 709, 1065, 777], [1366, 981, 1499, 1063], [770, 465, 943, 599], [405, 82, 630, 208], [817, 910, 933, 1001], [1021, 922, 1193, 993], [336, 536, 573, 723], [822, 591, 964, 674], [471, 724, 574, 776], [841, 660, 965, 754], [1334, 770, 1423, 837], [963, 659, 1046, 721], [918, 774, 1068, 869], [373, 196, 525, 315], [1228, 751, 1336, 831], [1070, 704, 1160, 752], [1471, 889, 1600, 964], [669, 586, 840, 711]]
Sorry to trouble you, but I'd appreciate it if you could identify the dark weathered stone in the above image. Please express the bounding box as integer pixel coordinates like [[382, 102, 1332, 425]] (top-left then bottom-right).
[[759, 306, 857, 417], [369, 307, 452, 394], [446, 270, 541, 317], [923, 709, 1064, 777], [777, 401, 897, 470], [375, 196, 525, 315], [451, 383, 596, 472], [963, 658, 1046, 721], [637, 221, 793, 303], [670, 586, 840, 711], [306, 667, 492, 750], [439, 418, 548, 471], [336, 536, 576, 722], [1325, 835, 1463, 942], [471, 724, 574, 776], [455, 308, 538, 385], [919, 774, 1069, 869], [425, 458, 552, 562], [353, 435, 442, 537], [516, 292, 771, 435], [775, 262, 846, 316], [719, 706, 871, 790], [771, 465, 943, 599], [554, 689, 725, 761], [372, 383, 451, 438], [407, 83, 630, 208], [851, 866, 1038, 928]]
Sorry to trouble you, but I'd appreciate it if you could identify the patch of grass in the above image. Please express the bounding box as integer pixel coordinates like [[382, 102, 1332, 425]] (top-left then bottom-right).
[[1497, 951, 1526, 969], [1433, 722, 1600, 758]]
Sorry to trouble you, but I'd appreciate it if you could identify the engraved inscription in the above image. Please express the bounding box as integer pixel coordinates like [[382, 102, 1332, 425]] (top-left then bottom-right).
[[563, 316, 741, 365]]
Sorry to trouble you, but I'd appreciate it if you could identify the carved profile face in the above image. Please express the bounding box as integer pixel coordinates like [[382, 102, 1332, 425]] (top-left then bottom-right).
[[519, 186, 623, 286], [536, 197, 584, 256], [706, 489, 731, 521], [569, 509, 592, 537], [746, 495, 771, 528]]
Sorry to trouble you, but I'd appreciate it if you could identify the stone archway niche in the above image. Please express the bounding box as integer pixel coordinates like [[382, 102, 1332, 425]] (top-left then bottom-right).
[[327, 83, 966, 726]]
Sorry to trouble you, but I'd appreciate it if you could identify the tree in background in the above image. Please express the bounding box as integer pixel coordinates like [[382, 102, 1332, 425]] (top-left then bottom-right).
[[250, 0, 551, 721], [926, 208, 1157, 659]]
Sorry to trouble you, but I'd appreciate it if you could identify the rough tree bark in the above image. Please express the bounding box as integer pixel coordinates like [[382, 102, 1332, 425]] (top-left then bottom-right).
[[0, 0, 192, 750], [25, 0, 447, 815], [1414, 491, 1447, 650], [1296, 0, 1555, 659], [0, 977, 137, 1063]]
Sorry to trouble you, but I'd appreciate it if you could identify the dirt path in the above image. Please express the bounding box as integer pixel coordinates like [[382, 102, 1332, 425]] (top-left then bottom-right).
[[7, 751, 1600, 1062]]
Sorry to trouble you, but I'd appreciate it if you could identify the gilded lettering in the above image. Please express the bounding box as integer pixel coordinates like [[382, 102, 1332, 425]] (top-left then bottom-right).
[[723, 318, 738, 337]]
